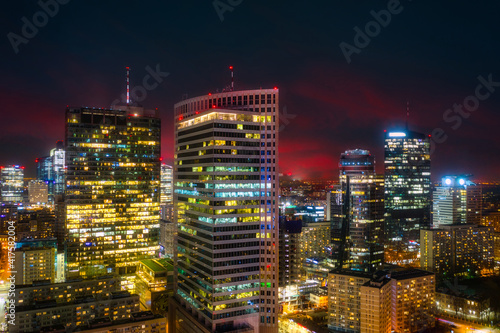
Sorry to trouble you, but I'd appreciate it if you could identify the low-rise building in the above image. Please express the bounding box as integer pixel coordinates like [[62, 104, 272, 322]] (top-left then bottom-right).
[[74, 311, 167, 333], [15, 276, 121, 307], [135, 258, 173, 312], [14, 291, 140, 333], [436, 286, 491, 324], [13, 246, 56, 284], [420, 224, 494, 281], [328, 268, 435, 333]]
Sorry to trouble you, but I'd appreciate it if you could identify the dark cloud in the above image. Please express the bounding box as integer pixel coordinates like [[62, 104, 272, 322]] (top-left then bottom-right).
[[1, 1, 499, 180]]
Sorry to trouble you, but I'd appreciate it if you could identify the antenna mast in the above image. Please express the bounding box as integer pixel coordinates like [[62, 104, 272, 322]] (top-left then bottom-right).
[[406, 101, 410, 130], [229, 66, 234, 91], [126, 67, 130, 105]]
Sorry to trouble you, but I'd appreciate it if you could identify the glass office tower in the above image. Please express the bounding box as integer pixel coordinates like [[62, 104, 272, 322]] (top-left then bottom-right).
[[1, 165, 24, 203], [160, 163, 173, 204], [384, 130, 431, 265], [330, 150, 384, 271], [65, 106, 161, 281], [173, 89, 279, 333]]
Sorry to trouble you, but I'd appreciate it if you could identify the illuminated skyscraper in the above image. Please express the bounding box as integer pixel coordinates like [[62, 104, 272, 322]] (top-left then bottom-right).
[[1, 165, 24, 203], [330, 150, 384, 271], [36, 156, 53, 196], [65, 106, 160, 282], [384, 130, 431, 264], [160, 163, 173, 205], [36, 141, 66, 203], [160, 163, 174, 221], [173, 89, 279, 333], [432, 175, 472, 227], [51, 140, 66, 196]]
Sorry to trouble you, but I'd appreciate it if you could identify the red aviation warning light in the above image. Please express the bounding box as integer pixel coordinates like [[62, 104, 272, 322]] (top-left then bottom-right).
[[229, 66, 234, 91], [126, 67, 130, 105]]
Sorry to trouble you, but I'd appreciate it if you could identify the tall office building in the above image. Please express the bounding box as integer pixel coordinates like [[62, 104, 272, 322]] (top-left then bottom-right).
[[330, 150, 384, 271], [384, 130, 431, 264], [65, 106, 161, 281], [160, 163, 174, 222], [161, 163, 173, 204], [432, 175, 472, 227], [173, 88, 279, 333], [1, 165, 24, 203], [51, 140, 66, 196], [36, 141, 66, 203]]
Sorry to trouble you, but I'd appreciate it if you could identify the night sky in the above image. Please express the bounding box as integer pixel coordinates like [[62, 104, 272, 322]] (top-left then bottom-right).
[[1, 1, 500, 181]]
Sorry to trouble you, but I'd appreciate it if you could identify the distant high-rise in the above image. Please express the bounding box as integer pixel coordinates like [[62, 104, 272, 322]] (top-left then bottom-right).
[[432, 175, 472, 227], [65, 106, 160, 282], [1, 165, 24, 203], [339, 148, 375, 177], [36, 141, 66, 203], [160, 163, 174, 222], [279, 219, 302, 287], [28, 180, 48, 204], [160, 163, 173, 204], [384, 130, 431, 264], [173, 88, 279, 333], [330, 149, 384, 272], [51, 140, 66, 196]]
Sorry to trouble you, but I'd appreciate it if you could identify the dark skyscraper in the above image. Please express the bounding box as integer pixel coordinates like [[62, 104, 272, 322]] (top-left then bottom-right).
[[64, 106, 161, 284], [173, 88, 279, 333], [330, 149, 384, 271], [384, 130, 431, 266]]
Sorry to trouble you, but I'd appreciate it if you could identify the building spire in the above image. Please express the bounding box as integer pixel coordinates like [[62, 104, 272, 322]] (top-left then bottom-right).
[[406, 101, 410, 130], [126, 67, 130, 105], [229, 66, 234, 91]]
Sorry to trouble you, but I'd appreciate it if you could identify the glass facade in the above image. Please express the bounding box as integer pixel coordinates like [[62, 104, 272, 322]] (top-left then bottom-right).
[[0, 165, 24, 203], [65, 106, 160, 280], [160, 163, 173, 204], [331, 149, 384, 271], [384, 130, 431, 265], [174, 89, 279, 333]]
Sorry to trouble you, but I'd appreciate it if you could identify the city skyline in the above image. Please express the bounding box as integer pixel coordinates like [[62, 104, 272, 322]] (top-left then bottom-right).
[[2, 2, 500, 181]]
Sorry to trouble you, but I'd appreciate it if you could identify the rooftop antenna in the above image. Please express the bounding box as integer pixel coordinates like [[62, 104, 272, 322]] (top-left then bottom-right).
[[126, 67, 130, 105], [406, 101, 410, 130], [229, 66, 234, 91]]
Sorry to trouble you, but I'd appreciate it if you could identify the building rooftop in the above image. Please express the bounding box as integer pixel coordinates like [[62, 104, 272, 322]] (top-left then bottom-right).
[[140, 258, 173, 272], [391, 268, 434, 280]]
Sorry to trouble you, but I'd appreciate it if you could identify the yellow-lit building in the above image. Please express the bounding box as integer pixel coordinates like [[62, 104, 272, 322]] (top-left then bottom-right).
[[15, 291, 140, 333], [328, 271, 372, 332], [328, 269, 435, 333], [65, 106, 161, 281], [300, 221, 330, 259], [15, 276, 121, 307], [420, 224, 494, 280], [360, 275, 392, 333], [78, 311, 167, 333], [436, 290, 491, 324], [135, 258, 173, 311], [391, 269, 435, 333], [13, 246, 56, 284]]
